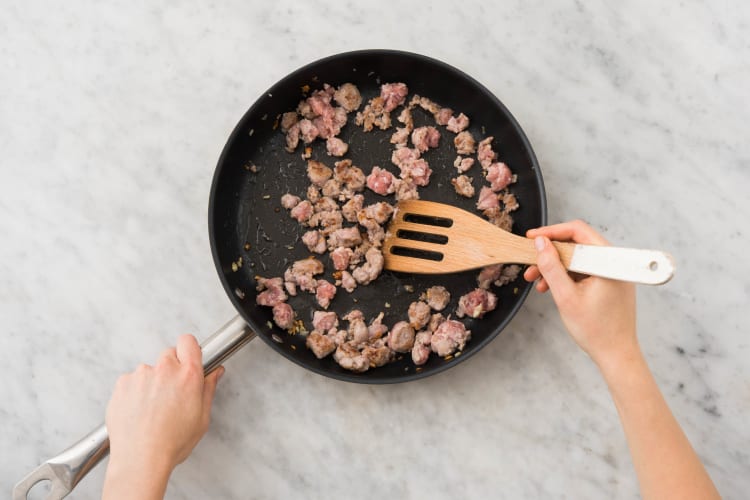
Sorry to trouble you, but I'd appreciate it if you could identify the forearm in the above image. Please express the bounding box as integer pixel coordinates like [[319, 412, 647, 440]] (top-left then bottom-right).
[[598, 347, 720, 500], [102, 455, 173, 500]]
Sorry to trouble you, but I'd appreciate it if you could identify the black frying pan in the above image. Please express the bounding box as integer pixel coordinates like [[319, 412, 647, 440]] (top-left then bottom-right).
[[13, 49, 546, 499], [209, 49, 546, 383]]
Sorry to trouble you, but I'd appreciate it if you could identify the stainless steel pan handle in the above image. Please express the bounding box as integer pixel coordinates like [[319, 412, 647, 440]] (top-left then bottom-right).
[[12, 315, 256, 500]]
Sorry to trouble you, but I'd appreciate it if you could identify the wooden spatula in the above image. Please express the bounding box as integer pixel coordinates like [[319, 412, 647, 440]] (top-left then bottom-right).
[[383, 200, 674, 285]]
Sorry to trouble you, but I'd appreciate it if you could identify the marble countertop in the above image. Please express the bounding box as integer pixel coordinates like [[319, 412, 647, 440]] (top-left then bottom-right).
[[2, 1, 748, 498]]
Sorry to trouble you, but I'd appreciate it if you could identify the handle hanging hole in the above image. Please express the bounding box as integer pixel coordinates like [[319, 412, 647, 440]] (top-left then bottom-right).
[[649, 261, 658, 271]]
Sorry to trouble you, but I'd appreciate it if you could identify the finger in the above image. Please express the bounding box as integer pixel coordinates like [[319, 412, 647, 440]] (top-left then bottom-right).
[[157, 347, 178, 365], [176, 334, 202, 368], [534, 236, 576, 300], [524, 265, 541, 282], [527, 220, 609, 246], [535, 278, 549, 293], [201, 366, 224, 421]]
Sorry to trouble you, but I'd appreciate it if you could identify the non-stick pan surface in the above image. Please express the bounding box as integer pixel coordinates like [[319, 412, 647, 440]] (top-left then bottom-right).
[[209, 50, 545, 383]]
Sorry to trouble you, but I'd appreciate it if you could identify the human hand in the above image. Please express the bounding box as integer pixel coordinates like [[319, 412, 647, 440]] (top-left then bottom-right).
[[523, 220, 639, 370], [103, 334, 224, 500]]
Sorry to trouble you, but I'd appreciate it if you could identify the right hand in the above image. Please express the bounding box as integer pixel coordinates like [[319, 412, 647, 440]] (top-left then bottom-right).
[[523, 220, 639, 370]]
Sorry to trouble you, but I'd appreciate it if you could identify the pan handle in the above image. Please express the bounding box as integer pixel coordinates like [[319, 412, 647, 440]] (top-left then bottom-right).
[[12, 315, 256, 500]]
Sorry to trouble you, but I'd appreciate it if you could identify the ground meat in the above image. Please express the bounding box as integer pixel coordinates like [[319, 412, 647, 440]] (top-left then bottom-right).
[[256, 277, 288, 307], [307, 185, 321, 203], [411, 126, 440, 153], [333, 83, 362, 112], [428, 313, 445, 333], [327, 226, 362, 248], [307, 160, 333, 187], [483, 207, 513, 231], [368, 312, 388, 340], [393, 178, 420, 201], [431, 319, 471, 356], [408, 301, 431, 330], [454, 131, 476, 154], [454, 156, 475, 173], [387, 321, 415, 353], [313, 106, 347, 139], [308, 209, 343, 235], [334, 160, 366, 193], [501, 192, 519, 211], [411, 331, 432, 366], [326, 137, 349, 157], [321, 179, 342, 198], [360, 202, 394, 224], [362, 340, 394, 368], [343, 310, 364, 322], [341, 195, 364, 222], [435, 107, 453, 125], [333, 342, 369, 372], [477, 136, 497, 169], [391, 147, 431, 186], [390, 127, 410, 147], [339, 271, 357, 292], [290, 200, 313, 223], [451, 175, 475, 198], [280, 111, 299, 132], [486, 162, 513, 192], [285, 258, 324, 293], [328, 329, 348, 347], [476, 186, 500, 211], [272, 303, 294, 330], [424, 286, 451, 311], [496, 264, 521, 286], [312, 310, 339, 332], [330, 246, 353, 270], [315, 279, 337, 309], [301, 230, 327, 254], [366, 166, 396, 195], [477, 264, 503, 290], [351, 247, 384, 285], [280, 193, 301, 210], [456, 288, 498, 319], [307, 332, 337, 359], [446, 113, 470, 133], [391, 147, 421, 169], [285, 123, 300, 152], [380, 82, 408, 112], [299, 119, 319, 144], [355, 96, 391, 131], [348, 317, 369, 346]]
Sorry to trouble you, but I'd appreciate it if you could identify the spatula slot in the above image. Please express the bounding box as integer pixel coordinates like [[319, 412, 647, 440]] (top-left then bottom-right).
[[403, 213, 453, 228], [389, 246, 444, 261], [396, 229, 449, 245]]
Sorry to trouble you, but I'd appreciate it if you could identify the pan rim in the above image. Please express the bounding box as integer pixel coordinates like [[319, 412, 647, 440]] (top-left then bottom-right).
[[208, 49, 547, 384]]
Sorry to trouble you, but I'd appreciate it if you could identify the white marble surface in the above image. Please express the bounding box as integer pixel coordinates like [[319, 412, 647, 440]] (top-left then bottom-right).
[[2, 1, 749, 498]]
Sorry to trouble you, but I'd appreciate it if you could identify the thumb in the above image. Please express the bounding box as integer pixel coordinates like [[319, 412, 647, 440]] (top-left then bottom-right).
[[202, 366, 224, 419], [534, 236, 575, 300]]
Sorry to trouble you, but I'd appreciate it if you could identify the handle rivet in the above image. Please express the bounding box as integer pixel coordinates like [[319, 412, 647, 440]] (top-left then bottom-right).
[[649, 261, 658, 271]]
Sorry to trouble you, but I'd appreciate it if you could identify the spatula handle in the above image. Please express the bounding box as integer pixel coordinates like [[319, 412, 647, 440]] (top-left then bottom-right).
[[549, 241, 674, 285]]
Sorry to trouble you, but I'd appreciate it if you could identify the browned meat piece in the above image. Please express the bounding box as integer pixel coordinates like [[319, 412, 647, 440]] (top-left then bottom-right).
[[297, 99, 314, 119], [398, 107, 414, 128], [391, 147, 431, 186], [306, 86, 334, 116], [326, 137, 349, 157], [339, 270, 357, 293], [341, 194, 364, 222], [307, 160, 333, 187], [285, 258, 325, 293], [315, 279, 337, 309], [380, 82, 408, 112], [368, 312, 388, 340], [280, 111, 299, 132], [333, 83, 362, 112], [390, 127, 410, 147], [308, 209, 343, 235], [348, 317, 369, 346], [446, 113, 470, 133], [387, 321, 415, 353], [498, 264, 521, 286], [428, 313, 445, 333], [343, 310, 364, 322], [454, 131, 476, 154], [290, 199, 313, 223], [362, 339, 394, 368], [358, 217, 385, 246], [280, 193, 301, 210], [299, 119, 319, 144], [454, 156, 475, 173], [393, 178, 420, 201], [312, 310, 339, 332], [411, 330, 432, 366], [476, 186, 500, 211], [477, 136, 497, 169], [256, 277, 288, 307], [330, 246, 354, 271], [307, 332, 336, 359], [313, 196, 338, 213], [272, 303, 294, 330], [411, 126, 440, 153], [351, 247, 384, 285], [306, 185, 321, 203], [408, 301, 431, 330], [285, 123, 300, 152], [486, 162, 513, 192], [483, 207, 513, 231], [424, 286, 451, 311], [334, 160, 366, 193], [366, 166, 396, 196], [431, 319, 471, 356], [328, 329, 348, 346], [333, 342, 369, 372], [477, 264, 503, 289], [301, 230, 327, 254], [435, 107, 453, 125], [360, 202, 394, 224], [313, 107, 347, 139], [502, 192, 519, 212], [327, 226, 362, 248], [451, 175, 475, 198], [391, 147, 421, 169], [321, 179, 342, 198], [355, 96, 391, 131], [456, 288, 498, 319]]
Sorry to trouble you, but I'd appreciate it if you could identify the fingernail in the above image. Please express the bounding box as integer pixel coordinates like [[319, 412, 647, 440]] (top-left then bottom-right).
[[217, 367, 225, 381], [534, 236, 545, 251]]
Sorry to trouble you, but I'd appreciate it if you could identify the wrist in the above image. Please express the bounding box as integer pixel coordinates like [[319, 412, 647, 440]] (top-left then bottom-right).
[[103, 451, 174, 500], [592, 339, 644, 383]]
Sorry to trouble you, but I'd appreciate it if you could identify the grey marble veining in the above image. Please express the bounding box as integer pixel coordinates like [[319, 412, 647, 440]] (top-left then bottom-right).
[[2, 1, 749, 499]]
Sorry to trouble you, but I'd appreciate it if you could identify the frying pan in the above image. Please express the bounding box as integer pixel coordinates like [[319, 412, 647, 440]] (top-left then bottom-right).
[[14, 49, 545, 499]]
